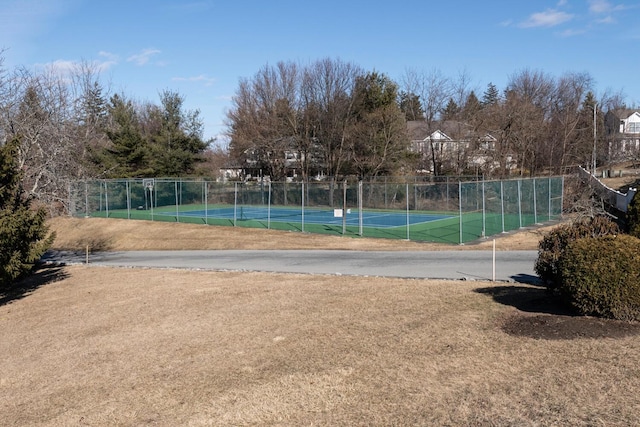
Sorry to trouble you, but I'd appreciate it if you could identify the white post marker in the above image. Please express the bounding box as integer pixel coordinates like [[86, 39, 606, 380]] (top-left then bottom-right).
[[492, 239, 496, 282]]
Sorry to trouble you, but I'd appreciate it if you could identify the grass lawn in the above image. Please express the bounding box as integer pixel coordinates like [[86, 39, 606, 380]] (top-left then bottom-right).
[[1, 217, 638, 425]]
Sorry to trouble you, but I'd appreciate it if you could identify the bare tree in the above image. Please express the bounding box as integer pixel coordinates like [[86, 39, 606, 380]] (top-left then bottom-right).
[[0, 58, 112, 213], [227, 61, 301, 181], [546, 72, 594, 172], [300, 58, 362, 181], [400, 68, 451, 175]]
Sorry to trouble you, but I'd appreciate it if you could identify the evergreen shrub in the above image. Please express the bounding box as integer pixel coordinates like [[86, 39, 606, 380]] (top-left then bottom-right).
[[535, 216, 620, 289], [0, 139, 55, 289], [558, 234, 640, 321], [627, 191, 640, 238]]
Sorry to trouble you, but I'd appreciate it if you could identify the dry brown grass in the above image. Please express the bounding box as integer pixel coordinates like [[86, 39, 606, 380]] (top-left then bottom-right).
[[47, 216, 554, 252], [2, 218, 639, 426]]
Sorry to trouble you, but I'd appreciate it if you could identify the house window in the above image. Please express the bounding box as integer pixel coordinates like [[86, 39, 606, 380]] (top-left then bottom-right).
[[628, 122, 640, 133]]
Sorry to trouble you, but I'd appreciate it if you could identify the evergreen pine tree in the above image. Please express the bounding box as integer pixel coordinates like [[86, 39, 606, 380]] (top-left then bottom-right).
[[0, 138, 55, 289], [441, 98, 460, 120], [482, 82, 500, 106]]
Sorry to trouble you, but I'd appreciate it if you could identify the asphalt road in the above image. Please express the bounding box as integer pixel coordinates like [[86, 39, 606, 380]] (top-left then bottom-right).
[[44, 250, 540, 283]]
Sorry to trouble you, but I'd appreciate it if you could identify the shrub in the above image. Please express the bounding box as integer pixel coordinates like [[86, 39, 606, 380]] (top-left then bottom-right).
[[558, 234, 640, 321], [627, 191, 640, 238], [534, 216, 620, 289], [0, 138, 55, 290]]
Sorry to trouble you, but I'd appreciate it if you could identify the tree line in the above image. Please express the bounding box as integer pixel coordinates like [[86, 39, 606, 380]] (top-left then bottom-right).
[[226, 59, 630, 182], [0, 54, 634, 216], [0, 55, 212, 215]]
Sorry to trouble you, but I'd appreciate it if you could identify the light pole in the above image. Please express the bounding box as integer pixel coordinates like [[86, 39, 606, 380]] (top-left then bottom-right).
[[592, 102, 597, 176]]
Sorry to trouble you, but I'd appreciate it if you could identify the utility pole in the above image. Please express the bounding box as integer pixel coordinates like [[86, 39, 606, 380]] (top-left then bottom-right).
[[592, 102, 597, 176]]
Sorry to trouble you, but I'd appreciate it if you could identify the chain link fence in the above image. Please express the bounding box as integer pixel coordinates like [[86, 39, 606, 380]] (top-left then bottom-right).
[[69, 176, 564, 244]]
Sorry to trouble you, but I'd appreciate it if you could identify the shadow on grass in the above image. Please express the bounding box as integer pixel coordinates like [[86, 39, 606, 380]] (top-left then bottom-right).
[[475, 284, 576, 316], [476, 285, 640, 340], [0, 266, 69, 307]]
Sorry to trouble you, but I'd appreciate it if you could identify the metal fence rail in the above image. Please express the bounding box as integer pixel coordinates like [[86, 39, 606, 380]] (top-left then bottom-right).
[[69, 176, 564, 245]]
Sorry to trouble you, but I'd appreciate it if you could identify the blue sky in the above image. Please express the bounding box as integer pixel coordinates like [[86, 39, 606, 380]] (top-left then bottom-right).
[[2, 0, 639, 142]]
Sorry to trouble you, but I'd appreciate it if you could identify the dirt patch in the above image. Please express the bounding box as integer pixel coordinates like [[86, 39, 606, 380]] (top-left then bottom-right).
[[502, 313, 640, 340], [476, 285, 640, 340]]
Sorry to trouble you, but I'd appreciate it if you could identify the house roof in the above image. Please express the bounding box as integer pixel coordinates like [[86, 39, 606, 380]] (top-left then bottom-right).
[[407, 120, 496, 142], [607, 108, 640, 120]]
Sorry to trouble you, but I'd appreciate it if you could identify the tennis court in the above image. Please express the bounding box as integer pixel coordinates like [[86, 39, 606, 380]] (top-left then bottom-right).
[[71, 176, 564, 244], [160, 206, 454, 229]]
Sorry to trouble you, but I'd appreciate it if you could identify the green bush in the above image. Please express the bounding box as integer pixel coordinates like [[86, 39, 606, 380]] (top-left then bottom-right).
[[627, 191, 640, 238], [558, 234, 640, 321], [534, 216, 620, 289], [0, 138, 55, 290]]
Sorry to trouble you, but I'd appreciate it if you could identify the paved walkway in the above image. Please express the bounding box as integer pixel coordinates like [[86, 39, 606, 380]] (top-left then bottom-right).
[[44, 250, 540, 283]]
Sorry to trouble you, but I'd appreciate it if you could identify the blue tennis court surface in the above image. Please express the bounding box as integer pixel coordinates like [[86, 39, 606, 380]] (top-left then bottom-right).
[[161, 206, 453, 228]]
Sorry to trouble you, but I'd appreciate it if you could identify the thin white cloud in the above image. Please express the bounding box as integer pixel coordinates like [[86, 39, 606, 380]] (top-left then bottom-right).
[[588, 0, 625, 14], [43, 59, 77, 74], [172, 74, 216, 86], [99, 51, 119, 62], [127, 48, 161, 66], [596, 15, 616, 24], [519, 9, 573, 28], [34, 56, 116, 81], [559, 28, 587, 37]]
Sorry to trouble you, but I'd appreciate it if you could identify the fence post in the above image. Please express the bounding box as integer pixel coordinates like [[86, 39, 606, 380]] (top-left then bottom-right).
[[500, 180, 505, 233], [533, 178, 538, 224], [406, 182, 410, 241], [301, 181, 305, 233], [175, 180, 179, 222], [358, 181, 363, 236], [482, 180, 486, 238], [342, 180, 347, 235], [234, 182, 238, 227], [548, 177, 552, 221], [150, 184, 154, 221], [85, 181, 89, 217], [105, 182, 109, 219], [267, 181, 272, 229], [459, 181, 463, 244], [126, 180, 131, 220], [517, 179, 522, 229], [204, 181, 208, 225], [560, 176, 565, 218]]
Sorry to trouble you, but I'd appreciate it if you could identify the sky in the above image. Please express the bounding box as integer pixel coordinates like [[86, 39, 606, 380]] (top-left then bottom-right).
[[2, 0, 639, 142]]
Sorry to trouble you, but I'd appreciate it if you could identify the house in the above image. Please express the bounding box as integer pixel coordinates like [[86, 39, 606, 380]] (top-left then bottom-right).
[[605, 109, 640, 161], [407, 120, 510, 175]]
